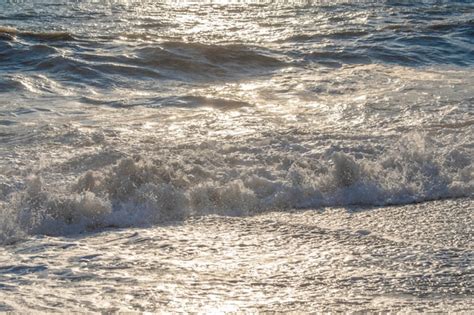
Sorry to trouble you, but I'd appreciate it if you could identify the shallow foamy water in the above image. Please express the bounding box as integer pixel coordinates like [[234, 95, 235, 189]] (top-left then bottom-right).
[[1, 198, 472, 312]]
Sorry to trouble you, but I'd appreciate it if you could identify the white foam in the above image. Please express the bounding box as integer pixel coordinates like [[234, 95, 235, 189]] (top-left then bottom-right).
[[1, 131, 471, 242]]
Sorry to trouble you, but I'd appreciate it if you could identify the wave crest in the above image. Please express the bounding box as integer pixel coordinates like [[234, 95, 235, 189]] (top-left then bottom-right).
[[0, 26, 75, 41]]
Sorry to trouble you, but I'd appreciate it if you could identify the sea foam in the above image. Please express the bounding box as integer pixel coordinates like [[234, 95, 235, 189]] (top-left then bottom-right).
[[1, 132, 471, 243]]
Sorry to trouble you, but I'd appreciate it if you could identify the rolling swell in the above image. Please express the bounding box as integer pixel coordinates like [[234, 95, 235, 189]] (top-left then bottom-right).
[[0, 34, 286, 88], [0, 3, 471, 94], [281, 16, 474, 66]]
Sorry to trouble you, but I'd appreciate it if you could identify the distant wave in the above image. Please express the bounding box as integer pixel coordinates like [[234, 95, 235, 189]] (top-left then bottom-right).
[[279, 17, 474, 67], [0, 34, 286, 87], [0, 26, 75, 41]]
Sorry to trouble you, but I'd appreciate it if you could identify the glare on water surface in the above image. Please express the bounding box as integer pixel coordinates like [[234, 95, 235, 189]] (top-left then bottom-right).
[[0, 0, 473, 312]]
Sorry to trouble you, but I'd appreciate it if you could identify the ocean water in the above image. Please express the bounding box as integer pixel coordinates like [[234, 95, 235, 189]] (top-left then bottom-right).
[[0, 0, 473, 312]]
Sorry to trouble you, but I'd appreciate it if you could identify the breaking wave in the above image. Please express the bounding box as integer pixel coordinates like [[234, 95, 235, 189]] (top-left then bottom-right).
[[0, 0, 473, 246], [1, 133, 472, 243]]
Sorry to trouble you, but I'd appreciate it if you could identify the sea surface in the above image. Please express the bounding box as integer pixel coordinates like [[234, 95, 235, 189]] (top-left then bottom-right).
[[0, 0, 473, 312]]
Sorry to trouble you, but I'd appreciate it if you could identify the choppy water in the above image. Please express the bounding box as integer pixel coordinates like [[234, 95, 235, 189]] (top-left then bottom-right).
[[0, 0, 473, 312]]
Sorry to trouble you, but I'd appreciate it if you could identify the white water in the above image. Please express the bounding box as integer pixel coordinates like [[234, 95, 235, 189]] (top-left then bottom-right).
[[1, 65, 472, 243]]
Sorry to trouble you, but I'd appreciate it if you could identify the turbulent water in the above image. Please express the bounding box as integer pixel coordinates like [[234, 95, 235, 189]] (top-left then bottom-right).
[[0, 0, 473, 312]]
